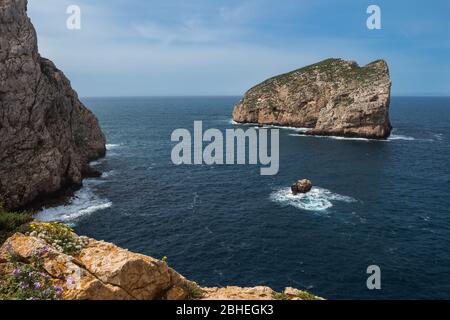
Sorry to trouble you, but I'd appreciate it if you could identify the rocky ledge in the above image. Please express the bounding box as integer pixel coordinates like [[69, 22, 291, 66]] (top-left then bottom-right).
[[0, 223, 322, 300], [0, 0, 106, 210], [233, 58, 392, 139]]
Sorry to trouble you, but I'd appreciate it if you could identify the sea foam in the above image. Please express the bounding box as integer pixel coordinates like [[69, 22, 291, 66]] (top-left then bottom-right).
[[106, 143, 122, 150], [270, 187, 356, 211], [232, 119, 426, 142], [35, 183, 112, 223], [388, 134, 415, 141], [288, 132, 419, 142]]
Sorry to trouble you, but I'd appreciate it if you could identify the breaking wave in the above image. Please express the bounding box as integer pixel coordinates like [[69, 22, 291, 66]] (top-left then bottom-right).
[[106, 143, 122, 150], [288, 132, 419, 142], [388, 134, 415, 141], [261, 124, 310, 133], [270, 187, 356, 211], [230, 120, 256, 126], [101, 170, 116, 178], [232, 120, 441, 143], [35, 182, 112, 224]]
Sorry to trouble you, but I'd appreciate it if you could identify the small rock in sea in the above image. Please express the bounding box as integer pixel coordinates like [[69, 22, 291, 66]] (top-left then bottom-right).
[[291, 179, 313, 195]]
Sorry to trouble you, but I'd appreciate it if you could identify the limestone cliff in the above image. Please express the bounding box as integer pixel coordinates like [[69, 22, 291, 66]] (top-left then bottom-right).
[[0, 0, 106, 210], [0, 226, 323, 300], [233, 58, 392, 139]]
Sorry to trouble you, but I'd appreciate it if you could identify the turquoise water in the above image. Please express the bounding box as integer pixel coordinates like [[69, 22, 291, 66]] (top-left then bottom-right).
[[36, 96, 450, 299]]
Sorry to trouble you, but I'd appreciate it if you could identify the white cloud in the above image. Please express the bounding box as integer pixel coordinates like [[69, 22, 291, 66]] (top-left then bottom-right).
[[27, 0, 447, 96], [132, 19, 244, 45]]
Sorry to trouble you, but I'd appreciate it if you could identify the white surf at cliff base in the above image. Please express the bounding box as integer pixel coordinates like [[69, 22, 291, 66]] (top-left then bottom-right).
[[35, 181, 112, 224]]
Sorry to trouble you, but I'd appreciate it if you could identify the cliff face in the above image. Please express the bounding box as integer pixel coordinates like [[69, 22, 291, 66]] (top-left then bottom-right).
[[0, 0, 106, 210], [0, 226, 323, 300], [233, 58, 392, 139]]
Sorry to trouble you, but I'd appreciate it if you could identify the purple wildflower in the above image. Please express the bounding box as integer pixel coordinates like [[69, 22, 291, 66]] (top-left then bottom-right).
[[4, 243, 13, 254], [12, 268, 21, 276], [34, 282, 42, 289], [53, 285, 63, 295], [37, 246, 49, 256]]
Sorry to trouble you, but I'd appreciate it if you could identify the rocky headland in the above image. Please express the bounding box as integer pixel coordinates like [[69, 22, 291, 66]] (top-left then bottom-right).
[[233, 58, 392, 139], [0, 0, 106, 211], [0, 223, 322, 300]]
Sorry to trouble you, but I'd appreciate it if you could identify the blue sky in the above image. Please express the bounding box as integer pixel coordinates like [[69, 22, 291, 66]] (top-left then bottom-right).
[[28, 0, 450, 97]]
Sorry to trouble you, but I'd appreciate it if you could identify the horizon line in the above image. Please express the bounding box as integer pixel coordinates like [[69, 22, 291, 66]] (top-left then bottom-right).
[[80, 94, 450, 99]]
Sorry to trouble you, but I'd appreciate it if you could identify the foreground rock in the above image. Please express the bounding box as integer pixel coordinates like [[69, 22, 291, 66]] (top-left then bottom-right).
[[202, 286, 323, 300], [0, 232, 199, 300], [0, 0, 106, 210], [291, 179, 313, 195], [233, 58, 392, 139], [0, 227, 322, 300]]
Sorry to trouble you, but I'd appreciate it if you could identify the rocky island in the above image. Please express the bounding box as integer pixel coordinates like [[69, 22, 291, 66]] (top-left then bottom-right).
[[233, 58, 392, 139], [0, 0, 106, 211]]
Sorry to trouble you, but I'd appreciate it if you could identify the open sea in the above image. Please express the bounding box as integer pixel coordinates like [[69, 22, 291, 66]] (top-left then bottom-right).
[[36, 96, 450, 299]]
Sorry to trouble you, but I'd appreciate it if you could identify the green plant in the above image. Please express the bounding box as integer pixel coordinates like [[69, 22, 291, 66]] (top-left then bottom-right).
[[186, 283, 204, 300], [272, 292, 288, 300], [28, 222, 89, 256], [0, 248, 63, 300], [0, 203, 33, 244], [297, 291, 322, 300]]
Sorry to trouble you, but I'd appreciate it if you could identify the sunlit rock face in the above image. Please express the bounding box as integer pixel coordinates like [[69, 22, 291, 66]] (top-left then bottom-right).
[[0, 228, 322, 300], [233, 58, 392, 139]]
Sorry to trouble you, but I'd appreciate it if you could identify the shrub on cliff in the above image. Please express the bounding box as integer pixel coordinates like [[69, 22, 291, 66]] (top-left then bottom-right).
[[0, 204, 32, 244], [28, 222, 89, 256]]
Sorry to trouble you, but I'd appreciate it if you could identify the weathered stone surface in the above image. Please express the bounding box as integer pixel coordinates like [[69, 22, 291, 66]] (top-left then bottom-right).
[[0, 232, 195, 300], [166, 286, 188, 300], [0, 0, 106, 210], [0, 228, 323, 300], [201, 286, 323, 300], [233, 58, 392, 139], [202, 286, 275, 300], [0, 233, 131, 300], [291, 179, 313, 195], [78, 239, 176, 299]]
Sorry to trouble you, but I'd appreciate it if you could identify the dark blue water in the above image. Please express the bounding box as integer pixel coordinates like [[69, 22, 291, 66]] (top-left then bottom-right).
[[36, 97, 450, 299]]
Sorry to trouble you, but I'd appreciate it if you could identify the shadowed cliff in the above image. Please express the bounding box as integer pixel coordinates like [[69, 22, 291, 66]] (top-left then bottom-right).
[[0, 0, 106, 210]]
